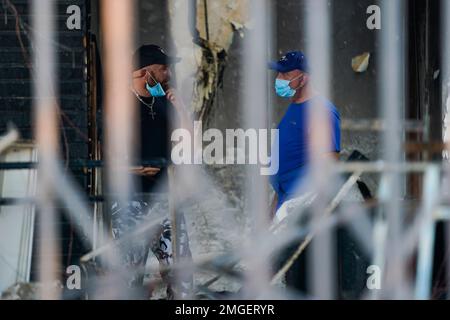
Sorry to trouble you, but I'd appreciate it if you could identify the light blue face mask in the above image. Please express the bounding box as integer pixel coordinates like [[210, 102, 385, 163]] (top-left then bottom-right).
[[145, 73, 166, 97], [275, 75, 302, 98]]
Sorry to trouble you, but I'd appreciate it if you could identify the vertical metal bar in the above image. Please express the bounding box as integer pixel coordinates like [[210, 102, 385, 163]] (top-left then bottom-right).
[[415, 166, 439, 299], [168, 0, 197, 112], [305, 0, 335, 299], [100, 0, 136, 298], [379, 0, 406, 299], [167, 0, 198, 300], [370, 197, 388, 300], [443, 0, 450, 301], [32, 0, 60, 300], [101, 0, 136, 207], [167, 165, 178, 261], [242, 0, 272, 298]]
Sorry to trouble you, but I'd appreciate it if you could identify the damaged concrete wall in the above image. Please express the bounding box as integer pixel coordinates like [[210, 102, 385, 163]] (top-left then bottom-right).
[[169, 0, 249, 124]]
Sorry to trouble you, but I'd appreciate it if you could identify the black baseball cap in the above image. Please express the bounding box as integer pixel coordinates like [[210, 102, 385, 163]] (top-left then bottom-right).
[[132, 44, 181, 70], [268, 51, 309, 73]]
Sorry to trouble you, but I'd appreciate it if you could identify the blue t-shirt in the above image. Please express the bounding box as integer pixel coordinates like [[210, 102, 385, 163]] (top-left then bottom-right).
[[270, 96, 341, 207]]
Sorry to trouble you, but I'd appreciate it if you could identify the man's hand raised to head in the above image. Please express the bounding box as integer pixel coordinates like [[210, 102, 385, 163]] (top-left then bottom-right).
[[165, 87, 194, 139], [166, 88, 186, 111]]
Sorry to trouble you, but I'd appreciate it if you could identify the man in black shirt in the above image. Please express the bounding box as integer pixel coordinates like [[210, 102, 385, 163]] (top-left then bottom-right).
[[110, 44, 193, 299]]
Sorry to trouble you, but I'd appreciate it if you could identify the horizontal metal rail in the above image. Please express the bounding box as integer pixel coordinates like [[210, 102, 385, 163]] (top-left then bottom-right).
[[0, 158, 168, 170]]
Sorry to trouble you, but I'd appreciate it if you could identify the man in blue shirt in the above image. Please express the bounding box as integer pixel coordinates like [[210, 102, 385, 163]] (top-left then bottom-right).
[[268, 51, 341, 219]]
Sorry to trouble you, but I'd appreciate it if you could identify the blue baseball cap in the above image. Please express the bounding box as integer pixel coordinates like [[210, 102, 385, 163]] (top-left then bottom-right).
[[268, 51, 309, 73]]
